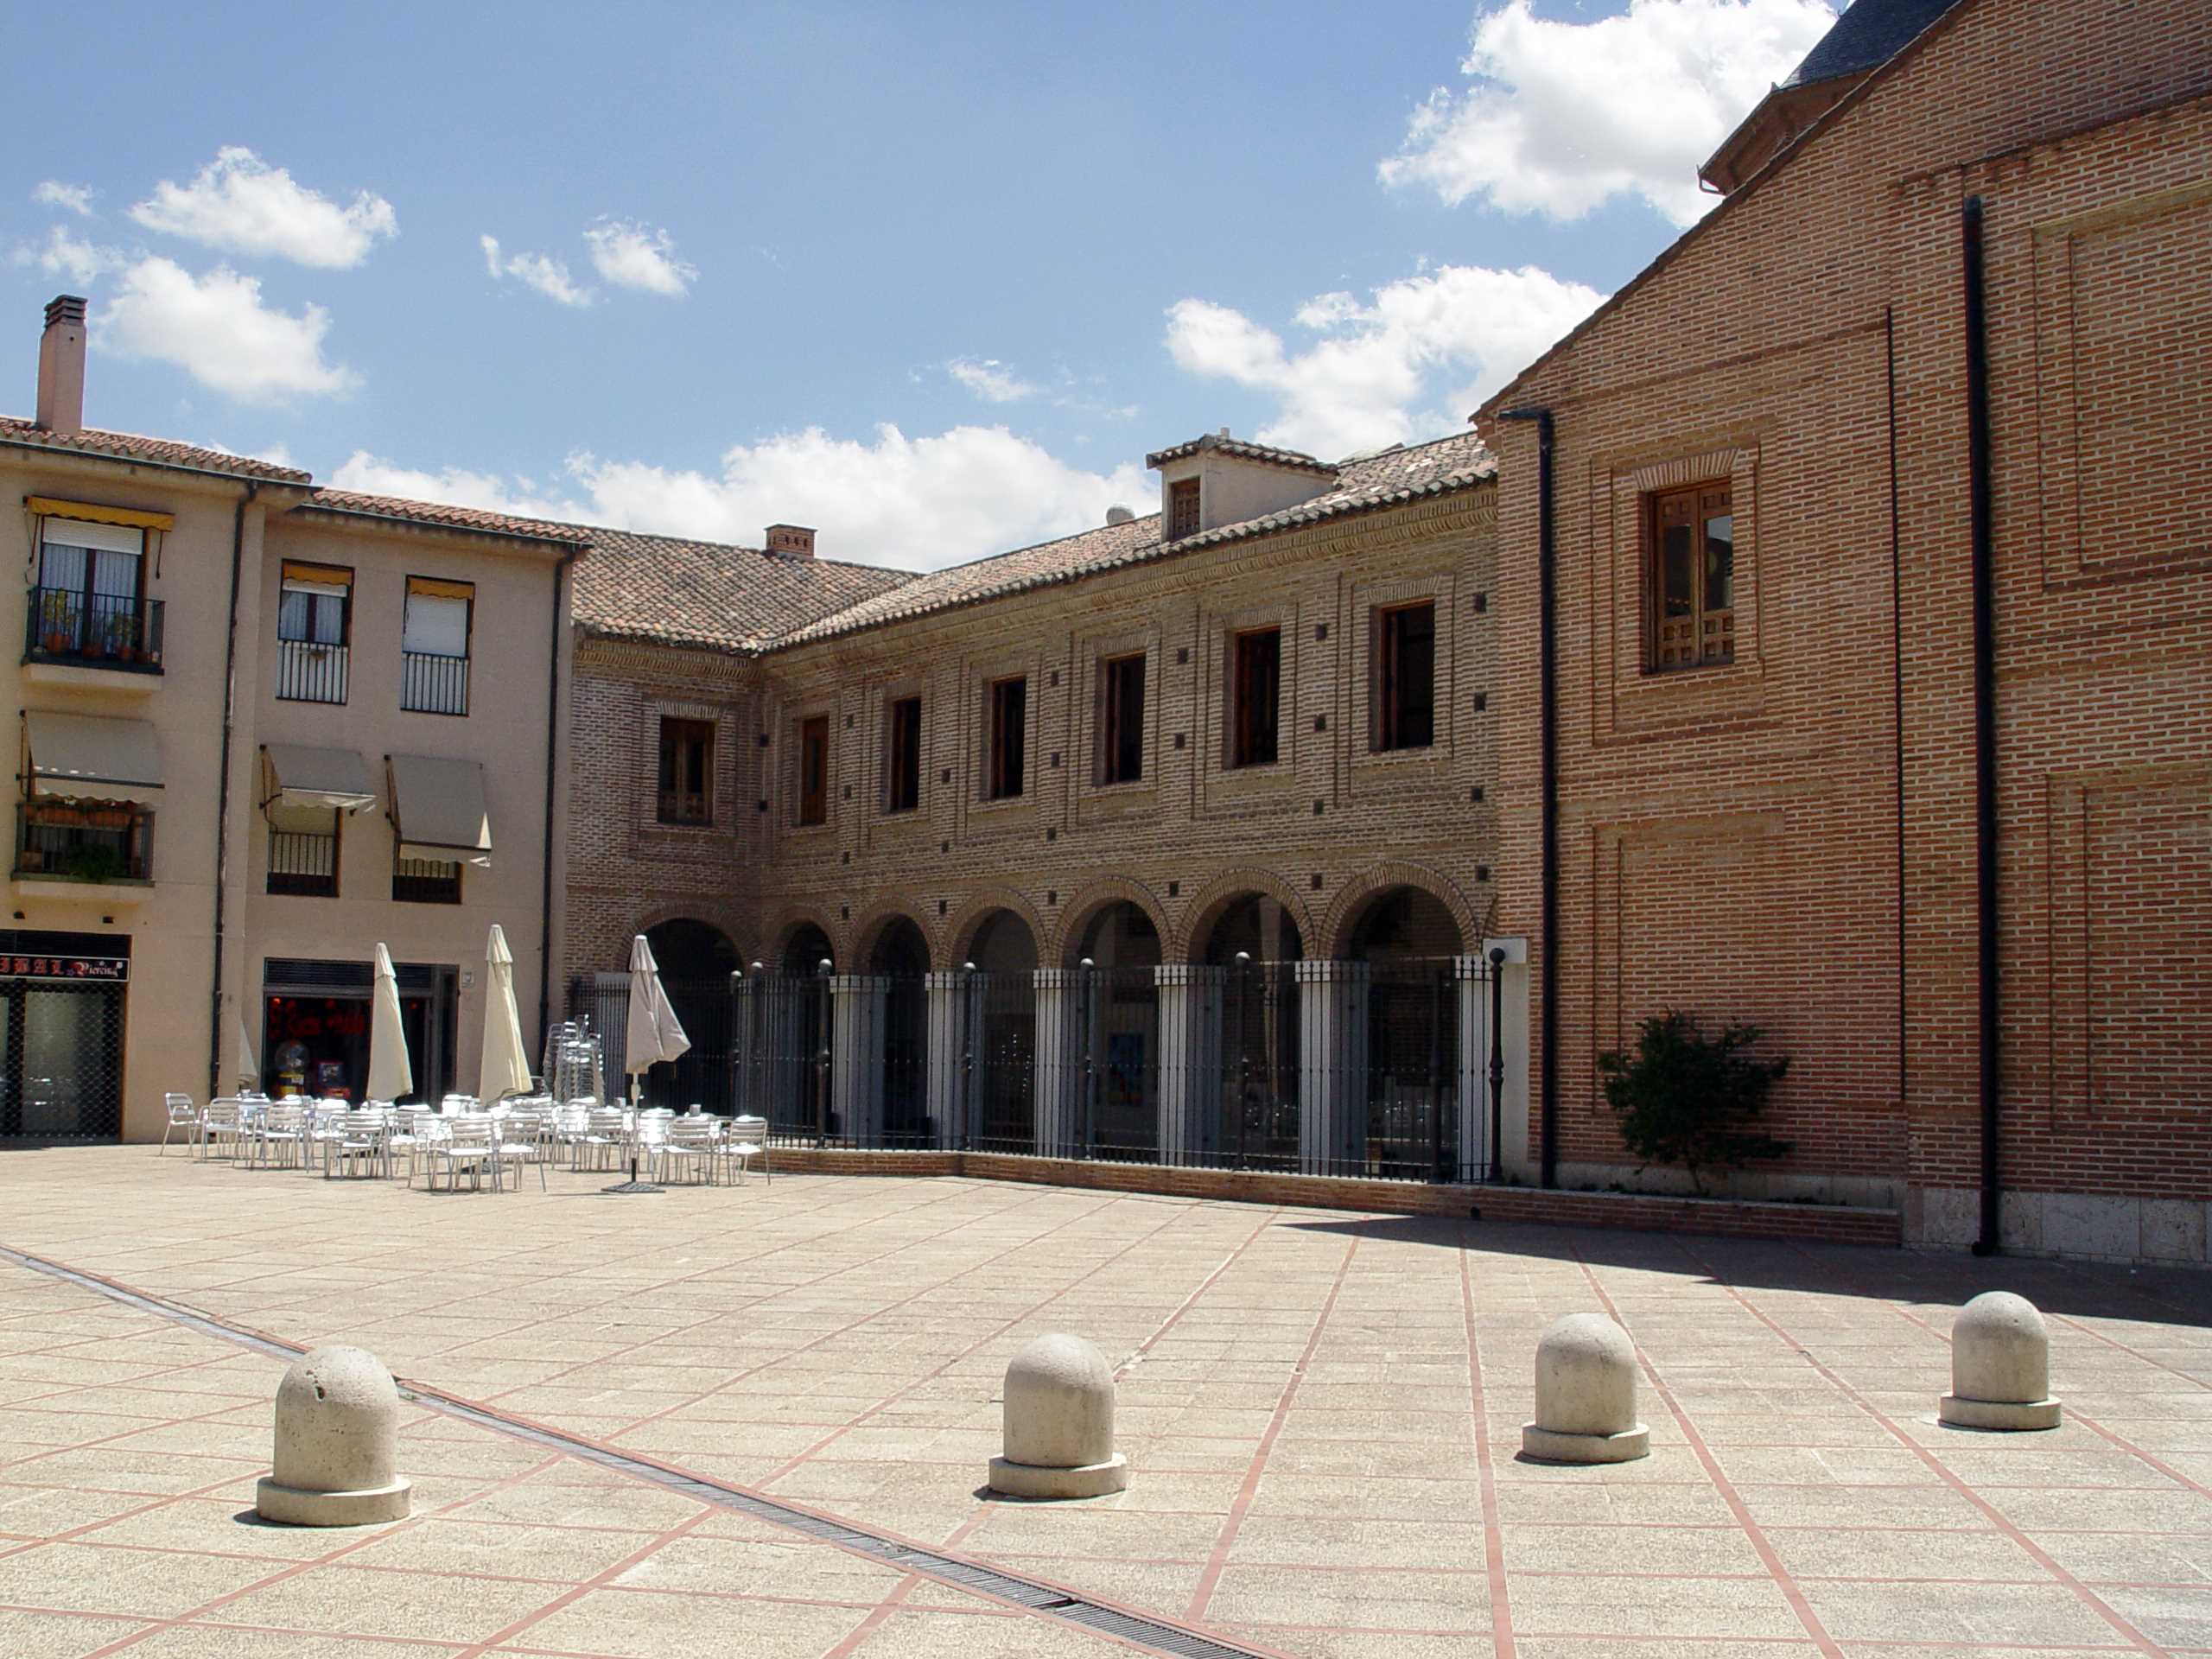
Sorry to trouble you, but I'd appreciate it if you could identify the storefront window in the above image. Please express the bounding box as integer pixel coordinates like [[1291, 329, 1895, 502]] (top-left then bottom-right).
[[264, 995, 370, 1100]]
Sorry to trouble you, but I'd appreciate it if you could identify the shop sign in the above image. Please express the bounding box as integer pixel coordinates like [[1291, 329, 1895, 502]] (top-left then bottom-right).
[[0, 953, 130, 982]]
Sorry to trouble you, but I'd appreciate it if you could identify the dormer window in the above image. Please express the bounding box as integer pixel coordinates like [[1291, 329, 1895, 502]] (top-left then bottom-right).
[[1168, 479, 1201, 540]]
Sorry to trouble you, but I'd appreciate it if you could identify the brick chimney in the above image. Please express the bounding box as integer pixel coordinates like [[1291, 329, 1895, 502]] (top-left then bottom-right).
[[765, 523, 816, 559], [36, 296, 87, 435]]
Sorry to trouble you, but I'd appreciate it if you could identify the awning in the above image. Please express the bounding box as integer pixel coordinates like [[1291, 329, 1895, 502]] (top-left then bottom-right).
[[387, 753, 491, 867], [23, 711, 164, 803], [264, 744, 376, 813], [27, 496, 175, 533]]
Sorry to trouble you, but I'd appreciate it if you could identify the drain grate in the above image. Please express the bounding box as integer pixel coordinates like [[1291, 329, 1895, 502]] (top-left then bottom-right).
[[0, 1242, 1283, 1659]]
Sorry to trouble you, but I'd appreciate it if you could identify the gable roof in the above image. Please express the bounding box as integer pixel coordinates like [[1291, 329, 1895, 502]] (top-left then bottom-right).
[[773, 429, 1495, 651], [1786, 0, 1961, 88], [0, 417, 313, 485], [1478, 0, 1982, 424], [1143, 432, 1338, 475], [301, 488, 589, 548], [570, 529, 914, 652]]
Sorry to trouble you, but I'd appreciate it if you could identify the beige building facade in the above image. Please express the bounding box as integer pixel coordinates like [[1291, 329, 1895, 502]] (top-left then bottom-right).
[[2, 299, 576, 1140]]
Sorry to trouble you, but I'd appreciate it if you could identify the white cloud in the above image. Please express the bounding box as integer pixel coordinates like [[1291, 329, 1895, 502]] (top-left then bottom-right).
[[33, 181, 96, 217], [1382, 0, 1837, 226], [480, 234, 594, 307], [11, 226, 124, 285], [947, 358, 1038, 404], [583, 219, 696, 296], [99, 257, 358, 403], [332, 424, 1154, 573], [130, 146, 397, 268], [1166, 264, 1606, 458]]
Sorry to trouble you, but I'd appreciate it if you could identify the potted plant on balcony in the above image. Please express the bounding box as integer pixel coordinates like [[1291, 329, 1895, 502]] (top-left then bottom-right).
[[38, 589, 73, 655], [63, 843, 126, 884], [106, 612, 139, 664]]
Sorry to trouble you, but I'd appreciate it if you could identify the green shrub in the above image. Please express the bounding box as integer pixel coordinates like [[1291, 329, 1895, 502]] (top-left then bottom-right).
[[1598, 1010, 1791, 1196]]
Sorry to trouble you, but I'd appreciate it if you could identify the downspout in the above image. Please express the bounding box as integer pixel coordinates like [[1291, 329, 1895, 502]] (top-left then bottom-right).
[[1885, 308, 1909, 1191], [1961, 197, 2001, 1256], [207, 482, 257, 1099], [536, 549, 582, 1056], [1499, 406, 1559, 1188]]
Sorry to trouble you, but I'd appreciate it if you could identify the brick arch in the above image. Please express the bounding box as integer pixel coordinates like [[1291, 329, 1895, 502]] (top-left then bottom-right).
[[851, 902, 937, 973], [631, 899, 748, 950], [945, 887, 1046, 966], [762, 906, 843, 973], [1179, 868, 1316, 963], [1319, 861, 1478, 959], [1051, 875, 1173, 968]]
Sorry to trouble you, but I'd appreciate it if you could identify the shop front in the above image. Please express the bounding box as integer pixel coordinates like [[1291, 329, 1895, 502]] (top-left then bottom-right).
[[261, 956, 456, 1103], [0, 929, 130, 1140]]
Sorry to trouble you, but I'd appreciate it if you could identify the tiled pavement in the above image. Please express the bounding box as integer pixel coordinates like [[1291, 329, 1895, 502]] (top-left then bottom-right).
[[0, 1146, 2207, 1657]]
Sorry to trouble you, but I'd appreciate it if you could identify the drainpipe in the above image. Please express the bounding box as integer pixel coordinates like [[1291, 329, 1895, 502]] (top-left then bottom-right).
[[536, 549, 582, 1056], [1885, 308, 1910, 1199], [1498, 406, 1558, 1189], [1961, 198, 2001, 1256], [207, 482, 257, 1100]]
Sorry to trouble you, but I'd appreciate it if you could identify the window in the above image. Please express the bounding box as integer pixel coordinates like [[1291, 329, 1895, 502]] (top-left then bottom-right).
[[1649, 481, 1735, 671], [34, 519, 152, 669], [1230, 627, 1281, 768], [400, 576, 472, 715], [987, 677, 1027, 800], [658, 718, 714, 825], [275, 562, 351, 703], [798, 715, 830, 826], [266, 800, 340, 898], [1168, 478, 1201, 540], [392, 854, 461, 905], [1376, 601, 1436, 752], [16, 798, 153, 884], [1099, 653, 1146, 785], [885, 696, 922, 814]]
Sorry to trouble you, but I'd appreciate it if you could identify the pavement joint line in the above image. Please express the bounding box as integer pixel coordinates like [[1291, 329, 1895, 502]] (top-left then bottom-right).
[[0, 1239, 1294, 1659]]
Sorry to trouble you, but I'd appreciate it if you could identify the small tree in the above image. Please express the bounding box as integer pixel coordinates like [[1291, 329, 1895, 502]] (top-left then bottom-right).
[[1599, 1011, 1791, 1196]]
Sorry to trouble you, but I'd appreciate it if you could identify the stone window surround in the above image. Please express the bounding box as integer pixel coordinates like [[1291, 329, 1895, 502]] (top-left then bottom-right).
[[1205, 599, 1297, 785], [872, 675, 929, 821], [784, 699, 836, 834], [1074, 623, 1160, 804], [1350, 574, 1452, 772], [1592, 438, 1764, 743], [966, 647, 1042, 822], [638, 696, 730, 841]]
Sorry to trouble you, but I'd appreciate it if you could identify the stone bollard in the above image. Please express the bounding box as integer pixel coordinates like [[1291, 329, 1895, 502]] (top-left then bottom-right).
[[1522, 1313, 1650, 1464], [255, 1345, 413, 1525], [987, 1333, 1129, 1498], [1939, 1291, 2063, 1430]]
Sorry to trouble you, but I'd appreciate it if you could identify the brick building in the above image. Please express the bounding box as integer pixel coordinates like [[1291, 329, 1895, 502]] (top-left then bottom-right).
[[1476, 0, 2211, 1260]]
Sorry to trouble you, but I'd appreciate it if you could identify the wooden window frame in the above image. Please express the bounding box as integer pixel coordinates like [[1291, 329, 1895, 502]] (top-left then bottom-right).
[[657, 716, 715, 826], [1098, 652, 1146, 786], [1167, 478, 1201, 540], [277, 561, 353, 646], [1230, 626, 1281, 770], [885, 696, 922, 815], [1374, 601, 1437, 753], [1644, 480, 1736, 672], [797, 715, 830, 827], [986, 676, 1027, 801]]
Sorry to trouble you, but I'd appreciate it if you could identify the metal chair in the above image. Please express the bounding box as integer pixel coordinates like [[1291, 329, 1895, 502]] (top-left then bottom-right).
[[159, 1093, 199, 1156]]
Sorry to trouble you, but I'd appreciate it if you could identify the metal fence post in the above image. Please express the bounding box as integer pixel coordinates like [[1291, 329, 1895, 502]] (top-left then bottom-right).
[[1487, 946, 1507, 1184], [813, 956, 832, 1148]]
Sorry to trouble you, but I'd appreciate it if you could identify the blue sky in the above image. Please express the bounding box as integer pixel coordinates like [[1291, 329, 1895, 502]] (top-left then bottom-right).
[[5, 0, 1838, 568]]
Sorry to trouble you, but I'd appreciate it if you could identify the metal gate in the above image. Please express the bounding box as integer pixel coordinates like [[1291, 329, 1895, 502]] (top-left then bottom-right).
[[965, 970, 1036, 1153], [733, 972, 832, 1141], [1214, 957, 1300, 1170], [1363, 960, 1459, 1182], [567, 973, 738, 1115], [1075, 966, 1159, 1163], [0, 980, 124, 1139]]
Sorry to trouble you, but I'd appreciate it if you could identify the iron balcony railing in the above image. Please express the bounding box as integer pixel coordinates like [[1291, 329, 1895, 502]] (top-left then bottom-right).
[[392, 855, 461, 905], [274, 637, 349, 703], [401, 650, 469, 715], [16, 800, 153, 884], [24, 586, 165, 674], [266, 830, 337, 897]]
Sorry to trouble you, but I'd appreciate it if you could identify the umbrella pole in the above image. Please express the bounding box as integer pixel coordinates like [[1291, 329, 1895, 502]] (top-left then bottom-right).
[[605, 1071, 663, 1195]]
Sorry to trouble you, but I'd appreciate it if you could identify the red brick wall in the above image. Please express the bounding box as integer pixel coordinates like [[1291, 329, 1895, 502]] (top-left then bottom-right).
[[1480, 0, 2212, 1223]]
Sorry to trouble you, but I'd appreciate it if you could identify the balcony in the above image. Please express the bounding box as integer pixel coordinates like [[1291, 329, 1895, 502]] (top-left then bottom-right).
[[14, 799, 154, 903], [275, 637, 350, 704], [392, 855, 461, 905], [23, 587, 165, 687], [267, 830, 338, 898], [401, 651, 469, 716]]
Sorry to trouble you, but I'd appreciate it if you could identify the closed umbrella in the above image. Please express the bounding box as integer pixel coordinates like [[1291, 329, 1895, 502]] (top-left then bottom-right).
[[366, 944, 413, 1103], [234, 1008, 259, 1092], [610, 934, 689, 1193], [477, 925, 532, 1102]]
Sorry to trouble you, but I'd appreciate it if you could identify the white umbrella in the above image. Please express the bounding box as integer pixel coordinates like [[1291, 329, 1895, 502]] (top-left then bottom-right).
[[477, 925, 532, 1102], [623, 933, 690, 1106], [366, 944, 413, 1103], [233, 1007, 259, 1092]]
